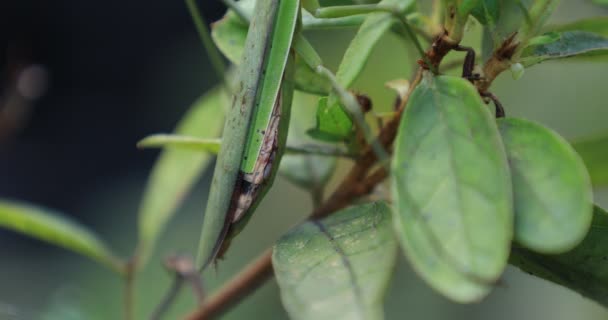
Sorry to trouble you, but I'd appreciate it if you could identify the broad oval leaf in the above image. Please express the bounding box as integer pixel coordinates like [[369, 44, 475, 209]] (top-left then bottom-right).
[[521, 31, 608, 67], [391, 74, 513, 302], [211, 6, 330, 95], [572, 131, 608, 187], [0, 199, 123, 273], [137, 87, 226, 265], [273, 201, 397, 320], [510, 205, 608, 307], [280, 92, 336, 190], [498, 118, 593, 253]]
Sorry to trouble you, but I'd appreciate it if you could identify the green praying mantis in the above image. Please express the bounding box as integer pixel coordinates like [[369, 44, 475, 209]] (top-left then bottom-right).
[[143, 0, 427, 270]]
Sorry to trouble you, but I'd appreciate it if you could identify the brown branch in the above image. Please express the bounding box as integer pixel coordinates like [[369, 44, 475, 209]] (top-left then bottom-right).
[[184, 248, 274, 320]]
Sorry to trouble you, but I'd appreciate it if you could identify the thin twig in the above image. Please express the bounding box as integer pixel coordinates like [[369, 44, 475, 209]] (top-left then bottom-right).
[[124, 262, 136, 320], [151, 276, 185, 320], [152, 255, 205, 319], [185, 249, 274, 320]]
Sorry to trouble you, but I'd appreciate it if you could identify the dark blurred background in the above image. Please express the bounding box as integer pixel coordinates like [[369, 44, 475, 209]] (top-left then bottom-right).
[[1, 1, 607, 319]]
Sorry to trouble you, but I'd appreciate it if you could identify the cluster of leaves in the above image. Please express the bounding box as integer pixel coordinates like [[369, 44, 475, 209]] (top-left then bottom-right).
[[1, 0, 608, 319]]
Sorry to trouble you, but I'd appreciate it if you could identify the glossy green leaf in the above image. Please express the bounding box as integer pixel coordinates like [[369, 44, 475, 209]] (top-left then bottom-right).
[[391, 74, 513, 302], [137, 87, 226, 265], [0, 199, 123, 273], [572, 131, 608, 187], [510, 205, 608, 307], [273, 201, 397, 320], [211, 4, 330, 95], [279, 92, 337, 190], [307, 97, 354, 143], [313, 0, 413, 141], [137, 134, 221, 153], [520, 31, 608, 67], [546, 17, 608, 37], [470, 0, 499, 26], [498, 118, 593, 253]]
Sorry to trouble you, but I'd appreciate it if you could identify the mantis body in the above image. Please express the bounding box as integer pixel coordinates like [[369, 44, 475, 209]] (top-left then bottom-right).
[[188, 0, 418, 270]]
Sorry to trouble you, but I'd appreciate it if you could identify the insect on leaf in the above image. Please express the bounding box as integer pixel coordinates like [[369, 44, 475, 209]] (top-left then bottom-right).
[[197, 0, 298, 269], [273, 201, 397, 320], [498, 118, 593, 253], [391, 74, 513, 302], [137, 88, 226, 266], [0, 199, 123, 273]]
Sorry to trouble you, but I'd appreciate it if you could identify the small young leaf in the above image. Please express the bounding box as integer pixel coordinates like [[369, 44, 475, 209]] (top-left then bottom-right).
[[392, 74, 513, 302], [308, 97, 354, 143], [211, 4, 330, 95], [273, 201, 397, 320], [0, 199, 123, 273], [546, 17, 608, 37], [137, 87, 226, 265], [520, 31, 608, 67], [313, 0, 413, 141], [572, 131, 608, 187], [510, 205, 608, 308], [498, 118, 593, 253], [279, 92, 336, 190], [137, 134, 221, 153], [470, 0, 500, 26]]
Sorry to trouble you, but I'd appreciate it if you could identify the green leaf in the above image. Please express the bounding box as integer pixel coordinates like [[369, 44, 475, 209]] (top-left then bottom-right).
[[137, 87, 226, 265], [313, 0, 413, 141], [308, 97, 354, 143], [279, 92, 337, 190], [137, 134, 221, 153], [510, 205, 608, 308], [458, 0, 481, 17], [211, 5, 330, 95], [334, 0, 412, 91], [273, 201, 397, 320], [498, 118, 593, 253], [572, 131, 608, 187], [592, 0, 608, 7], [520, 31, 608, 67], [470, 0, 499, 26], [0, 199, 123, 273], [391, 74, 513, 302], [546, 17, 608, 37]]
